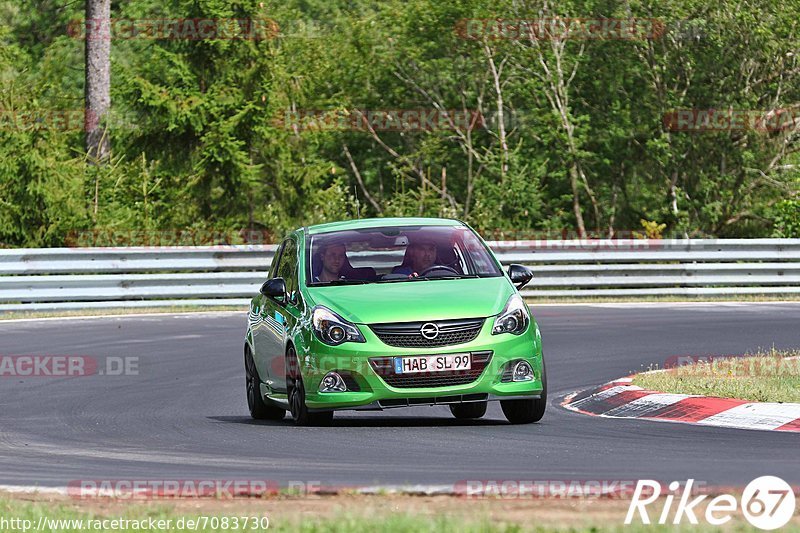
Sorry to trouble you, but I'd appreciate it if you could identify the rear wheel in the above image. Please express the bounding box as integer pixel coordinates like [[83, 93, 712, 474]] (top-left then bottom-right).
[[501, 359, 547, 424], [245, 348, 285, 420], [449, 401, 487, 419], [287, 347, 334, 426]]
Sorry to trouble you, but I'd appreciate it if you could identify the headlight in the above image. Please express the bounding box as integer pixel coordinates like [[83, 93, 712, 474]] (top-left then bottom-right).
[[492, 294, 529, 335], [312, 306, 365, 345]]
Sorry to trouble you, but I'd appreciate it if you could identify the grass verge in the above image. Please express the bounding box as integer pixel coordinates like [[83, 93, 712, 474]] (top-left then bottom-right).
[[632, 348, 800, 403], [3, 492, 798, 532]]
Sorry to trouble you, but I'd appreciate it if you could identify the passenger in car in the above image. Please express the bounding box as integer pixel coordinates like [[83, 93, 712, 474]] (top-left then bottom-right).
[[314, 244, 347, 282]]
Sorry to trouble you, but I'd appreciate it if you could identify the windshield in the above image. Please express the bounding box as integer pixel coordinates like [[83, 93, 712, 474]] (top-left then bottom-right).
[[306, 225, 502, 286]]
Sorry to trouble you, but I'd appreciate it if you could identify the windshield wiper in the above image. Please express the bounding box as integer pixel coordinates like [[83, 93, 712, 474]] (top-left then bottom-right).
[[423, 275, 480, 281], [376, 276, 430, 283], [377, 274, 480, 283], [311, 279, 371, 286]]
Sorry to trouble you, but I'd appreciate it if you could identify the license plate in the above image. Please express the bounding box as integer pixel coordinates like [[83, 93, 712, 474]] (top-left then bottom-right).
[[393, 354, 471, 374]]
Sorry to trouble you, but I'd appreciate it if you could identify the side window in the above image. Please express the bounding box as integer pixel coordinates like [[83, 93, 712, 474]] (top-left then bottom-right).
[[460, 231, 497, 275], [275, 238, 299, 304], [269, 242, 285, 279]]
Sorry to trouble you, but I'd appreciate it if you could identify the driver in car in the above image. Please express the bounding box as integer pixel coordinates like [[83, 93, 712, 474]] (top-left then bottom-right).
[[392, 241, 438, 277]]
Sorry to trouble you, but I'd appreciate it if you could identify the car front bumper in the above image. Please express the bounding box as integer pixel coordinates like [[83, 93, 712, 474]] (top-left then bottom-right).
[[295, 318, 544, 411]]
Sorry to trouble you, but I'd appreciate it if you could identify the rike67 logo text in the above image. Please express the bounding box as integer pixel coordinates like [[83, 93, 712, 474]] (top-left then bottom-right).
[[626, 477, 796, 530]]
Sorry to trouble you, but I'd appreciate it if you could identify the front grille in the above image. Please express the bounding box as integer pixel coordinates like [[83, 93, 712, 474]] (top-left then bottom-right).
[[369, 351, 492, 388], [370, 317, 485, 348], [339, 371, 361, 391]]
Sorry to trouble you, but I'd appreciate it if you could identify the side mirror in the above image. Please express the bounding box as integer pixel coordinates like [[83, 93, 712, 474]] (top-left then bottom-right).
[[508, 264, 533, 290], [260, 278, 287, 301]]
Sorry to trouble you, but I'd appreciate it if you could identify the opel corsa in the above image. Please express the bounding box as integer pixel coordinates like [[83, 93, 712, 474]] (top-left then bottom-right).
[[244, 218, 546, 425]]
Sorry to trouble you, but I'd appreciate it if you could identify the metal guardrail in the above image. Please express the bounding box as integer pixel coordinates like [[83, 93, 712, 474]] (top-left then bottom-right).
[[1, 239, 799, 311]]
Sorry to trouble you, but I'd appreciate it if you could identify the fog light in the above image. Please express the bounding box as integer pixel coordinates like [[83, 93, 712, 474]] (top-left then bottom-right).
[[319, 371, 347, 393], [512, 361, 534, 382]]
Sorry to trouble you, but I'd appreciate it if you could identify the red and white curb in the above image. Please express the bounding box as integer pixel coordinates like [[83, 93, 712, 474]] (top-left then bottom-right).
[[562, 376, 800, 433]]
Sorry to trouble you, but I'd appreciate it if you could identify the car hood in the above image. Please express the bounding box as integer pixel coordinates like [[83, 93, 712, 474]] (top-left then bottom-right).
[[306, 276, 514, 324]]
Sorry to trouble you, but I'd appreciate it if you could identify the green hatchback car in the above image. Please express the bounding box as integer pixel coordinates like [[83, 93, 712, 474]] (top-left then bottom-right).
[[244, 217, 546, 425]]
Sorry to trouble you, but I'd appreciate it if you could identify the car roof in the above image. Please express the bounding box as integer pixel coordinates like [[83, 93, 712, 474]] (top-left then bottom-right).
[[305, 217, 465, 235]]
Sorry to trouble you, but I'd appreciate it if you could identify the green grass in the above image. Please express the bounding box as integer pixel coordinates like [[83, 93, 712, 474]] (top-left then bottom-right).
[[2, 495, 792, 532], [632, 348, 800, 403], [0, 497, 520, 533]]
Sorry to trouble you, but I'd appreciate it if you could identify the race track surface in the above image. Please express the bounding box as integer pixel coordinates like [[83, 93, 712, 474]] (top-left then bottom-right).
[[1, 303, 798, 489]]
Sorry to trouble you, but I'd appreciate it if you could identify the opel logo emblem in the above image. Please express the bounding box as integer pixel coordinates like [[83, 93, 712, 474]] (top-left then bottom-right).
[[420, 322, 440, 340]]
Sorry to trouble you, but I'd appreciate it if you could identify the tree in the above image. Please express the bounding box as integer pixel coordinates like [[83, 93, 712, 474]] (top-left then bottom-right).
[[85, 0, 110, 162]]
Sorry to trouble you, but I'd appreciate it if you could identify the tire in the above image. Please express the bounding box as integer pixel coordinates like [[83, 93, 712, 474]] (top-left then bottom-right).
[[449, 401, 488, 419], [287, 347, 334, 426], [245, 348, 285, 420], [501, 359, 547, 424]]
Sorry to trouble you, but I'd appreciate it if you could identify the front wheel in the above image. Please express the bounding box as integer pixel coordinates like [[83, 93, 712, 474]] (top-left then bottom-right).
[[501, 360, 547, 424], [449, 401, 487, 419], [287, 347, 333, 426], [245, 348, 285, 421]]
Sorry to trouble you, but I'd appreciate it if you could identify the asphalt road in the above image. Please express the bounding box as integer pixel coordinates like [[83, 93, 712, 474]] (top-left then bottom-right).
[[1, 303, 799, 489]]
